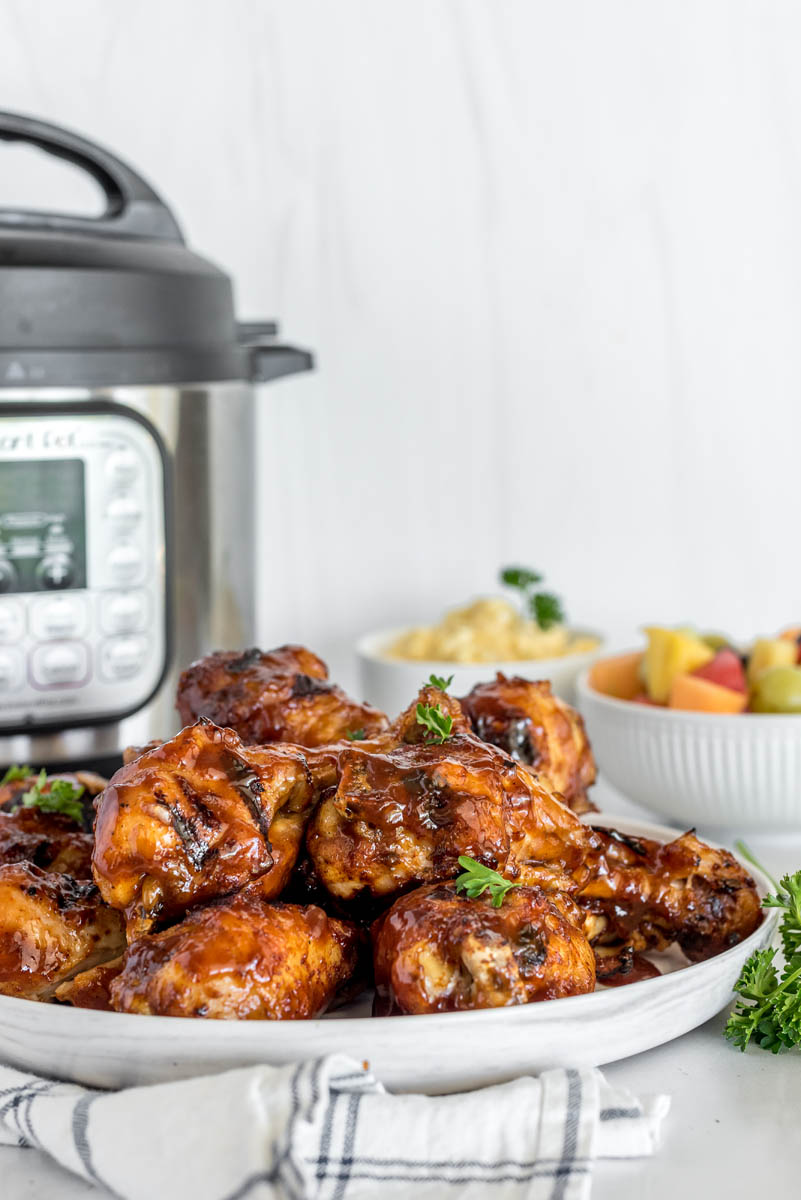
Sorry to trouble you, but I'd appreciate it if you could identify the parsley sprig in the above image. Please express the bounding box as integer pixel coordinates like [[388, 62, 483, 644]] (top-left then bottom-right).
[[427, 673, 454, 692], [11, 767, 85, 824], [500, 565, 565, 631], [415, 702, 453, 744], [345, 728, 366, 741], [725, 868, 801, 1053], [1, 764, 33, 785], [455, 856, 520, 908]]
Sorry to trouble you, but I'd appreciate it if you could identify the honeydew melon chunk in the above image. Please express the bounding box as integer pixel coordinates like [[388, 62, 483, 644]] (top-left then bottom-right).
[[747, 637, 796, 686]]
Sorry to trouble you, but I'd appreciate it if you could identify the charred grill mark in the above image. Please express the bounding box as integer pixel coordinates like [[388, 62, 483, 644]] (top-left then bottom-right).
[[159, 780, 212, 872], [593, 827, 649, 857], [236, 776, 274, 844], [515, 924, 548, 975], [176, 777, 220, 832], [166, 805, 210, 872], [227, 648, 264, 673], [291, 673, 332, 698], [419, 792, 453, 831], [472, 713, 540, 767]]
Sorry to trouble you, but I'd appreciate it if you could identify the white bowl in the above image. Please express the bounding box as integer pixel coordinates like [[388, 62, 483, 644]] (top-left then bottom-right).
[[356, 626, 605, 717], [577, 663, 801, 831]]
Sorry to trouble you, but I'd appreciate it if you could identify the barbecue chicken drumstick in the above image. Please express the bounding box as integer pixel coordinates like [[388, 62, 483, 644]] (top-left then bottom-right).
[[373, 881, 595, 1013], [579, 827, 762, 961], [93, 719, 316, 937]]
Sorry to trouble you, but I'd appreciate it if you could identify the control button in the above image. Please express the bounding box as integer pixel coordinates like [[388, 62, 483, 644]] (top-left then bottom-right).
[[105, 448, 140, 488], [0, 648, 24, 691], [0, 599, 24, 643], [106, 495, 141, 530], [100, 636, 147, 681], [31, 595, 88, 641], [30, 642, 89, 688], [107, 542, 143, 585], [100, 590, 149, 635], [36, 553, 75, 590], [0, 560, 18, 594]]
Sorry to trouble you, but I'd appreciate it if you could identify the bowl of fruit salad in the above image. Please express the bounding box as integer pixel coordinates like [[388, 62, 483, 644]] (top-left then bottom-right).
[[576, 625, 801, 831]]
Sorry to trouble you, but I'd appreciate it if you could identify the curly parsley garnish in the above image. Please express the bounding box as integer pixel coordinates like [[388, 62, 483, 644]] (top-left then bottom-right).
[[15, 768, 85, 824], [345, 728, 366, 741], [500, 565, 565, 631], [455, 856, 520, 908], [415, 702, 454, 744], [427, 673, 454, 692], [725, 867, 801, 1053]]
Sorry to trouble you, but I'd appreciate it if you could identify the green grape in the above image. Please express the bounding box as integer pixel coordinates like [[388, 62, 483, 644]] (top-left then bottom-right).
[[701, 632, 733, 652], [750, 665, 801, 714]]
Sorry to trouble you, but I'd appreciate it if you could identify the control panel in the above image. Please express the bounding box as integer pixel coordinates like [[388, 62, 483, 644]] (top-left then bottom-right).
[[0, 408, 168, 730]]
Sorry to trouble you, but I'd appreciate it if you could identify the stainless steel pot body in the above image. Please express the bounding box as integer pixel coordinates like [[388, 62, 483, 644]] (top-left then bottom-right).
[[0, 382, 254, 773]]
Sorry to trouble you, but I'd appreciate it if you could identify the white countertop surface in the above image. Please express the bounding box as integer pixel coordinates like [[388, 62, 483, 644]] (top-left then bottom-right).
[[3, 781, 800, 1199]]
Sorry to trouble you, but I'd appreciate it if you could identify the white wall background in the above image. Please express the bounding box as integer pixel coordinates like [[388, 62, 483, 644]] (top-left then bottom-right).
[[1, 0, 800, 690]]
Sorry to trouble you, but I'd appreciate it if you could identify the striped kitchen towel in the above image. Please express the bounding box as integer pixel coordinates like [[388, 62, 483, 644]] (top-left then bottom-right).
[[0, 1056, 669, 1199]]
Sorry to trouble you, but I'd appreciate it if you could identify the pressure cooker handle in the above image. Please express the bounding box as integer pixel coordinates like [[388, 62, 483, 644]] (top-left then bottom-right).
[[0, 110, 183, 241]]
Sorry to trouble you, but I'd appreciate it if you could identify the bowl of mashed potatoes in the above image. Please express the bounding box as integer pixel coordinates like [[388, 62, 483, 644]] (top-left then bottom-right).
[[357, 597, 603, 715]]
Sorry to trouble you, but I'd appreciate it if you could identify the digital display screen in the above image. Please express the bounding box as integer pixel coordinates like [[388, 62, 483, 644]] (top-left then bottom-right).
[[0, 460, 87, 592]]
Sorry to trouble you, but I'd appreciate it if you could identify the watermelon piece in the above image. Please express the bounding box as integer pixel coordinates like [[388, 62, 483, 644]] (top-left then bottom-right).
[[692, 648, 747, 695]]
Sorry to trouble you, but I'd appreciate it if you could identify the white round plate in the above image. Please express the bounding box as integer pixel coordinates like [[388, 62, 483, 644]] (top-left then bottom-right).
[[0, 816, 776, 1095]]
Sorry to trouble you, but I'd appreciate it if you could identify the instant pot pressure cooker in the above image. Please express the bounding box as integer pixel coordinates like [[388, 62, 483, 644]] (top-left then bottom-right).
[[0, 112, 312, 774]]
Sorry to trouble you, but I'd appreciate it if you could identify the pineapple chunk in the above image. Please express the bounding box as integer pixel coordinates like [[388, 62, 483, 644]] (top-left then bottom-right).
[[642, 627, 714, 704], [747, 637, 797, 686]]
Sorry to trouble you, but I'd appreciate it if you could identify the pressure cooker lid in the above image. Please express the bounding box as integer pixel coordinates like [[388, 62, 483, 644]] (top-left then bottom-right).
[[0, 112, 312, 388]]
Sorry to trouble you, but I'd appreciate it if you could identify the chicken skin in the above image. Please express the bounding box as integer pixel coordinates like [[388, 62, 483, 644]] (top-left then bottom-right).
[[306, 687, 597, 903], [460, 675, 597, 813], [109, 894, 361, 1019], [373, 881, 595, 1014], [579, 827, 762, 961], [176, 644, 389, 748], [55, 958, 123, 1011], [0, 863, 124, 999], [93, 720, 315, 938], [0, 805, 94, 879]]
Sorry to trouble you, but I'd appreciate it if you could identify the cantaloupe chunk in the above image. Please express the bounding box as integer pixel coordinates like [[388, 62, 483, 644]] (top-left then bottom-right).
[[669, 673, 747, 714], [642, 627, 714, 704], [588, 651, 645, 700]]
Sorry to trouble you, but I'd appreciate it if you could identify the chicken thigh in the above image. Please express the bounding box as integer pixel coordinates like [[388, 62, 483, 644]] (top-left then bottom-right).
[[307, 687, 597, 903], [93, 719, 315, 937], [110, 894, 361, 1019], [0, 805, 94, 878], [0, 863, 124, 999], [460, 675, 597, 813], [176, 644, 388, 747]]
